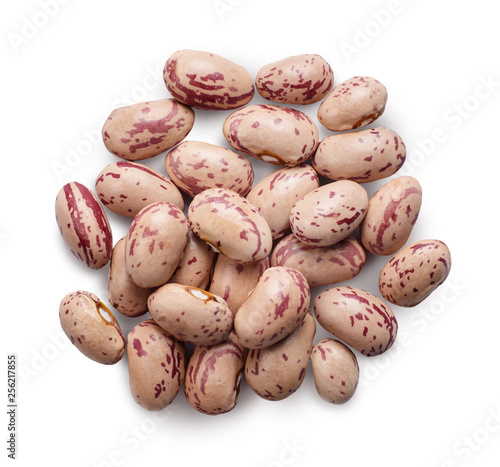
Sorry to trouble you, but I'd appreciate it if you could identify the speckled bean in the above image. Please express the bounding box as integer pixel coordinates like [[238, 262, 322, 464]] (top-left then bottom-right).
[[55, 181, 112, 269], [148, 284, 233, 346], [290, 180, 368, 247], [165, 141, 254, 197], [102, 99, 194, 161], [95, 161, 184, 218], [314, 286, 398, 357], [163, 49, 254, 111], [108, 237, 154, 317], [379, 239, 452, 307], [271, 235, 366, 287], [208, 255, 269, 315], [125, 201, 188, 288], [317, 76, 387, 131], [256, 54, 334, 105], [59, 291, 125, 364], [234, 266, 310, 349], [168, 229, 216, 289], [361, 176, 422, 255], [311, 338, 359, 404], [245, 311, 316, 401], [223, 104, 319, 167], [127, 320, 186, 411], [246, 165, 319, 240], [184, 332, 246, 415], [188, 188, 272, 264], [312, 127, 406, 183]]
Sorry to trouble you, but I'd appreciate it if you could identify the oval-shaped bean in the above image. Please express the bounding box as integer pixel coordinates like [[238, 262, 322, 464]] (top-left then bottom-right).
[[127, 320, 186, 411], [102, 99, 194, 161], [245, 311, 316, 401], [290, 180, 368, 247], [311, 338, 359, 404], [317, 76, 388, 131], [55, 181, 112, 269], [361, 176, 422, 255], [208, 255, 269, 315], [314, 286, 398, 356], [168, 229, 216, 289], [246, 165, 320, 240], [125, 202, 188, 288], [108, 237, 154, 317], [256, 54, 334, 105], [379, 239, 451, 307], [188, 188, 272, 264], [312, 127, 406, 183], [234, 266, 310, 349], [95, 161, 184, 218], [223, 104, 319, 167], [184, 332, 246, 415], [271, 235, 366, 287], [148, 284, 233, 346], [59, 291, 125, 364], [165, 141, 254, 197], [163, 49, 254, 110]]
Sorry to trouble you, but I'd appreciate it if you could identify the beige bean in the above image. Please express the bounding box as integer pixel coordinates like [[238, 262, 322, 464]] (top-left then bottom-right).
[[379, 239, 452, 307], [246, 165, 319, 240], [361, 176, 422, 255], [312, 127, 406, 183], [102, 99, 194, 161], [95, 161, 184, 218], [314, 286, 398, 357], [290, 180, 368, 247], [59, 291, 125, 365], [165, 141, 254, 197], [55, 181, 112, 270], [318, 76, 387, 131], [256, 54, 334, 105], [311, 338, 359, 404], [188, 188, 272, 264], [271, 235, 366, 287], [148, 284, 233, 346], [245, 311, 316, 401], [125, 201, 188, 288], [127, 319, 186, 411], [234, 266, 310, 349], [223, 104, 319, 167], [184, 332, 246, 415], [208, 255, 269, 315], [163, 49, 254, 110]]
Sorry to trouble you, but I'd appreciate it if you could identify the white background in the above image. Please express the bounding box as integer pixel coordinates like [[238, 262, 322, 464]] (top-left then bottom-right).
[[2, 1, 500, 466]]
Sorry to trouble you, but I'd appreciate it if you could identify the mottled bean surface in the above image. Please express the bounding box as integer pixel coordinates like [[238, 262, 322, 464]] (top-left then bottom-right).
[[246, 165, 319, 239], [165, 141, 254, 197], [223, 104, 319, 167], [102, 99, 194, 161], [188, 188, 272, 264], [185, 332, 246, 415], [128, 320, 186, 411], [290, 180, 368, 247], [271, 235, 366, 287], [245, 311, 315, 401], [318, 76, 387, 131], [96, 161, 184, 218], [361, 176, 422, 255], [163, 49, 254, 110], [59, 291, 125, 364], [311, 338, 359, 404], [379, 239, 451, 307], [55, 181, 112, 270], [256, 54, 334, 105], [312, 127, 406, 183]]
